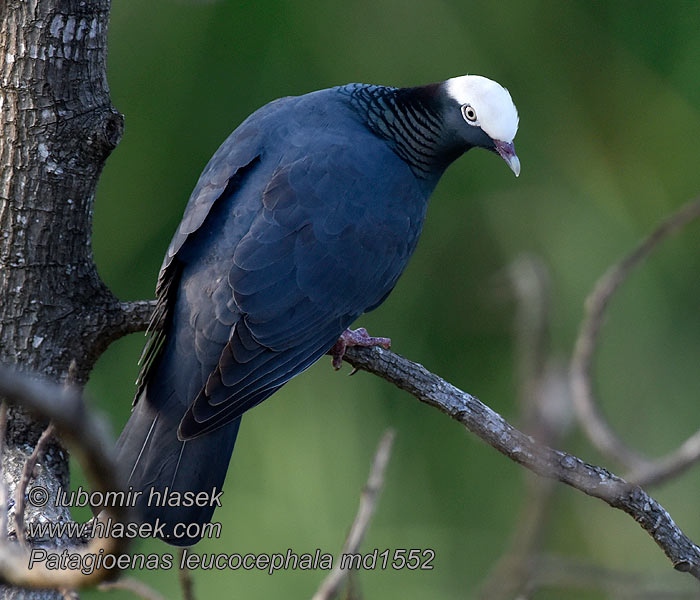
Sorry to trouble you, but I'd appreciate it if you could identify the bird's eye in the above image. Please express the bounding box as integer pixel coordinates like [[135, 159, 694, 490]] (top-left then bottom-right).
[[461, 104, 477, 123]]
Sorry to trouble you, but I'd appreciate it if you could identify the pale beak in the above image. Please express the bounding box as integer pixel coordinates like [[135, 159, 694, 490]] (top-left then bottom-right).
[[494, 140, 520, 177]]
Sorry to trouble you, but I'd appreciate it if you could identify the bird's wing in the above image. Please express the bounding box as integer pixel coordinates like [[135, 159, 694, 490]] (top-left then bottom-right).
[[178, 148, 421, 439], [158, 129, 265, 295], [136, 119, 265, 398]]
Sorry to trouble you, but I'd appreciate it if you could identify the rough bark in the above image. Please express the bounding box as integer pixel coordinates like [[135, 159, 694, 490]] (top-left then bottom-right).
[[0, 1, 126, 597]]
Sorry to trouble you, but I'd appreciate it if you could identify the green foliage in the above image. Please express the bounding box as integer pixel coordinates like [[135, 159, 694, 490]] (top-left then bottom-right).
[[84, 1, 700, 597]]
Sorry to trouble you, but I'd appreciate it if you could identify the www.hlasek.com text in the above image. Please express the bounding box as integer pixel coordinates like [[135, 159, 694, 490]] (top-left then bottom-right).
[[28, 548, 435, 575], [27, 515, 222, 542]]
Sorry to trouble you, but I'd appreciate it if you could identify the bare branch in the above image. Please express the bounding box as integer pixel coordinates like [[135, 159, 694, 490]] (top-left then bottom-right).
[[506, 254, 552, 416], [571, 198, 700, 485], [11, 356, 71, 545], [0, 364, 130, 589], [627, 430, 700, 487], [313, 429, 395, 600], [98, 577, 167, 600], [480, 258, 572, 600], [117, 301, 159, 336], [529, 555, 700, 599], [178, 549, 196, 600], [14, 422, 55, 547], [87, 300, 159, 364], [341, 345, 700, 580]]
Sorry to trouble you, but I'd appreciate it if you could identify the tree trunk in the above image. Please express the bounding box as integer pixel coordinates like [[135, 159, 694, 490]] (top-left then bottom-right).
[[0, 1, 126, 597]]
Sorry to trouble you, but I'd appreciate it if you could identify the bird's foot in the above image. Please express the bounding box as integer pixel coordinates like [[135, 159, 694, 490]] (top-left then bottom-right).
[[330, 327, 391, 370]]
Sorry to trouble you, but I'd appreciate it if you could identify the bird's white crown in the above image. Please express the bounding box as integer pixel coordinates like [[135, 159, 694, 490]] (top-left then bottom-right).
[[445, 75, 519, 142]]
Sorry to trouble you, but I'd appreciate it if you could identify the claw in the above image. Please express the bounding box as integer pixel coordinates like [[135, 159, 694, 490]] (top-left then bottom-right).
[[329, 327, 392, 370]]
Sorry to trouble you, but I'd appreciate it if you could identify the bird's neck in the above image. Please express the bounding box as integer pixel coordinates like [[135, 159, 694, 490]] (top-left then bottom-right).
[[340, 84, 460, 181]]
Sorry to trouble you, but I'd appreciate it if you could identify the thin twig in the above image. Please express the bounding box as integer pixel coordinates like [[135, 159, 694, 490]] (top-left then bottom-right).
[[178, 549, 195, 600], [480, 258, 572, 600], [529, 554, 700, 599], [571, 198, 700, 485], [14, 422, 55, 547], [507, 254, 552, 417], [14, 363, 79, 545], [98, 577, 168, 600], [313, 429, 396, 600], [627, 430, 700, 486], [0, 364, 130, 588], [341, 345, 700, 580]]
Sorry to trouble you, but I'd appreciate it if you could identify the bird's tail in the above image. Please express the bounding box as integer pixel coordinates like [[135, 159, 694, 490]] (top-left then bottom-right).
[[114, 391, 240, 546]]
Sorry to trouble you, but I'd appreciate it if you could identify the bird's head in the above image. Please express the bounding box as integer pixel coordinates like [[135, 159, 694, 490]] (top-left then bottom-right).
[[441, 75, 520, 177]]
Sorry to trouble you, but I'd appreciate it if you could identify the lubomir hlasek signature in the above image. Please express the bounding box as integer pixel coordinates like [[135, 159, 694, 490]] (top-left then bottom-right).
[[52, 485, 223, 508]]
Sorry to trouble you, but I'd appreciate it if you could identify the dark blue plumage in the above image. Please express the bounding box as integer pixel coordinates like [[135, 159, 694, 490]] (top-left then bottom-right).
[[116, 77, 519, 545]]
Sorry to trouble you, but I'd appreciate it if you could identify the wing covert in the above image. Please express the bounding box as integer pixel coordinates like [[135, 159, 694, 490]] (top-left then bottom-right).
[[179, 146, 423, 438]]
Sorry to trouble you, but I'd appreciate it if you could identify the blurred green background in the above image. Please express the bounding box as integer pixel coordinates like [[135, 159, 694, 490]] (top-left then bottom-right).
[[80, 1, 700, 598]]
